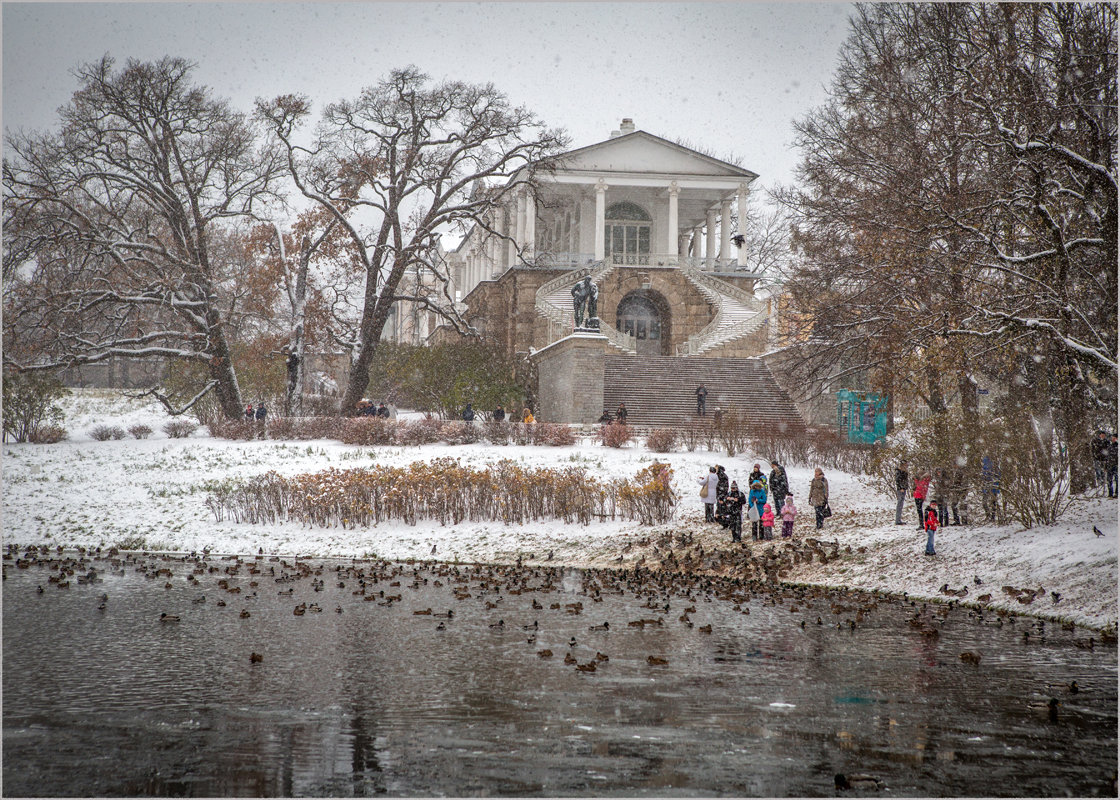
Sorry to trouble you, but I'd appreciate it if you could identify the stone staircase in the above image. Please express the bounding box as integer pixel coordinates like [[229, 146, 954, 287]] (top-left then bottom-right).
[[602, 354, 806, 432], [677, 267, 768, 355]]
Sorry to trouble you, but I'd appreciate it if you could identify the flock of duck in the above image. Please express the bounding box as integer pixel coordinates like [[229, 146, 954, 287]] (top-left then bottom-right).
[[6, 537, 1113, 763]]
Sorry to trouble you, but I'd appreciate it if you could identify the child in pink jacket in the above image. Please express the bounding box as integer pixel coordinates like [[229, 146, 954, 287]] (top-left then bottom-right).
[[761, 503, 775, 540], [780, 494, 797, 538]]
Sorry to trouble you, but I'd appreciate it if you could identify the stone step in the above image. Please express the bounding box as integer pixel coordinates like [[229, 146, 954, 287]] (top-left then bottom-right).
[[601, 354, 805, 432]]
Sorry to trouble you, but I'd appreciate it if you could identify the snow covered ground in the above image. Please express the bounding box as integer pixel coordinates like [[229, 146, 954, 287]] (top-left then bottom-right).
[[4, 389, 1117, 630]]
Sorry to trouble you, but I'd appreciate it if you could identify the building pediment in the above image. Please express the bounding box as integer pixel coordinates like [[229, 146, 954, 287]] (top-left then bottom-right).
[[547, 131, 758, 181]]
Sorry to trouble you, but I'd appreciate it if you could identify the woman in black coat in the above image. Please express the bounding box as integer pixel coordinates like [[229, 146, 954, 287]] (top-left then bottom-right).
[[724, 481, 747, 542], [768, 461, 789, 507]]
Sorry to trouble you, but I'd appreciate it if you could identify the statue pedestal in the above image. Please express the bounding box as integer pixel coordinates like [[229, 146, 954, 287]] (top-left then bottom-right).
[[575, 317, 601, 332], [532, 332, 609, 424]]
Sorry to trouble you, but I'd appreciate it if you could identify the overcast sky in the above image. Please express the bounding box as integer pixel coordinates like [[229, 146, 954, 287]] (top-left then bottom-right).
[[3, 2, 854, 190]]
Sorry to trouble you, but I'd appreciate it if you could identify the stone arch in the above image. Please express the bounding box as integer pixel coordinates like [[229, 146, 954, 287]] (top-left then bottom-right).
[[615, 289, 672, 356]]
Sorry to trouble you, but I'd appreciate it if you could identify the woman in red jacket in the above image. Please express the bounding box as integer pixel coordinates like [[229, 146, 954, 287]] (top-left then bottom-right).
[[913, 472, 931, 529]]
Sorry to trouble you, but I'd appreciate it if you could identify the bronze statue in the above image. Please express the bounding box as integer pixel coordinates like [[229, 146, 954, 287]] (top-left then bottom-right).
[[571, 276, 599, 330]]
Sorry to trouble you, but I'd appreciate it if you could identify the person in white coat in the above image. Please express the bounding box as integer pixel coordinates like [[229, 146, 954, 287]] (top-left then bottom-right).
[[698, 466, 719, 522]]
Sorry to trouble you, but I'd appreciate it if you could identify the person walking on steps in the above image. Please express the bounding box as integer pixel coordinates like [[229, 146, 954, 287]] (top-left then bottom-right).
[[696, 384, 708, 416]]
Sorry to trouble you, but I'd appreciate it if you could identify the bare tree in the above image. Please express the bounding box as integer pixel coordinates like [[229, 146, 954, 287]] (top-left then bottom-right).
[[781, 3, 1116, 488], [3, 56, 284, 418], [256, 66, 568, 414]]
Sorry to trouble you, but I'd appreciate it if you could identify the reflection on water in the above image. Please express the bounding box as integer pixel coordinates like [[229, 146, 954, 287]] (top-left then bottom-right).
[[3, 549, 1116, 796]]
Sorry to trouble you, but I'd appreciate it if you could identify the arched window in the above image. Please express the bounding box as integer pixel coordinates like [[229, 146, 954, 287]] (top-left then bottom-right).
[[605, 202, 651, 265]]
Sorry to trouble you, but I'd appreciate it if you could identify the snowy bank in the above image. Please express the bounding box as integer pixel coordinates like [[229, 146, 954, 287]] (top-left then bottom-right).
[[3, 389, 1116, 630]]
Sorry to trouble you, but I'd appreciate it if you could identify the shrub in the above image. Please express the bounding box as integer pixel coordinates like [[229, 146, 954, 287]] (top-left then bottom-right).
[[596, 422, 634, 448], [89, 424, 125, 441], [646, 428, 678, 453], [394, 417, 444, 446], [163, 420, 198, 439], [679, 422, 702, 452], [482, 420, 510, 445], [206, 459, 677, 528], [537, 423, 576, 447], [715, 411, 749, 456], [208, 419, 256, 441], [509, 422, 534, 446], [128, 424, 153, 440], [339, 417, 395, 446], [27, 424, 67, 444], [2, 371, 69, 443], [442, 421, 484, 445]]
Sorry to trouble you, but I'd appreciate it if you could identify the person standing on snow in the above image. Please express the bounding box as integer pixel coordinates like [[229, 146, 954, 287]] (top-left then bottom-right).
[[808, 468, 829, 530], [768, 461, 789, 510], [698, 466, 719, 522], [724, 481, 747, 542], [924, 500, 939, 555], [894, 460, 910, 525], [913, 471, 931, 529], [748, 480, 768, 539]]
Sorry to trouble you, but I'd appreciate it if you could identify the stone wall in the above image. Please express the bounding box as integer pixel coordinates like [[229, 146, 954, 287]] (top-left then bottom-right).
[[533, 334, 608, 424]]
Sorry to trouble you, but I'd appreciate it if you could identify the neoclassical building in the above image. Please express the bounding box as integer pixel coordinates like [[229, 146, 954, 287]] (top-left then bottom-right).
[[446, 119, 770, 362], [425, 120, 803, 428]]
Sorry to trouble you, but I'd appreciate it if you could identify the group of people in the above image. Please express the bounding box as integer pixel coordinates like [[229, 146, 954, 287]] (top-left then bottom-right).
[[1091, 430, 1118, 498], [598, 403, 628, 425], [895, 458, 1006, 556], [356, 400, 392, 418], [461, 404, 535, 424], [698, 460, 831, 543], [243, 402, 268, 438]]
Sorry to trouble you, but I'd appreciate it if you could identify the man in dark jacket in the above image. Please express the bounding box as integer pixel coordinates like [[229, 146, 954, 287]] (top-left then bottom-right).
[[1107, 434, 1118, 499], [462, 403, 475, 423], [255, 402, 267, 439], [723, 481, 747, 542], [696, 384, 708, 415], [715, 465, 729, 505], [769, 461, 789, 511], [377, 402, 390, 418], [493, 405, 505, 422], [894, 460, 909, 524]]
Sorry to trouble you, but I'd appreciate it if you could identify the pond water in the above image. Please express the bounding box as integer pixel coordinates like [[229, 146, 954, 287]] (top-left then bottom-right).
[[3, 549, 1116, 797]]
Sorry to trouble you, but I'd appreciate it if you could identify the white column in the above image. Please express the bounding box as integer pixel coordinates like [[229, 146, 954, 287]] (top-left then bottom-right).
[[719, 199, 732, 261], [737, 183, 750, 267], [594, 179, 607, 261], [524, 188, 536, 258], [515, 190, 526, 263], [494, 211, 506, 275], [666, 181, 679, 258], [705, 208, 717, 266], [506, 203, 517, 267]]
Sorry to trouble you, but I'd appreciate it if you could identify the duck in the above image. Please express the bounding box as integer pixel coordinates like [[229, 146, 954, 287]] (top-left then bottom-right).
[[250, 652, 263, 663], [595, 652, 609, 662], [216, 599, 227, 607], [293, 603, 307, 616], [240, 609, 251, 618], [537, 649, 553, 658], [563, 652, 577, 665], [160, 613, 180, 623], [522, 620, 538, 630], [436, 622, 446, 631], [575, 661, 597, 672], [698, 624, 712, 634], [568, 636, 578, 648], [959, 651, 981, 665], [488, 619, 504, 629], [647, 655, 669, 666], [588, 621, 609, 632]]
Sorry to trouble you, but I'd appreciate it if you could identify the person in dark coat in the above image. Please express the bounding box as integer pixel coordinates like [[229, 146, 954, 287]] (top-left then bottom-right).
[[616, 402, 628, 424], [894, 460, 909, 524], [377, 402, 390, 418], [244, 404, 254, 421], [1107, 434, 1118, 499], [924, 500, 939, 555], [1091, 431, 1109, 487], [768, 461, 789, 510], [723, 481, 747, 542], [696, 384, 708, 415], [715, 465, 729, 504], [748, 463, 768, 502], [598, 409, 613, 424], [493, 405, 505, 422], [461, 403, 475, 423], [254, 402, 267, 439]]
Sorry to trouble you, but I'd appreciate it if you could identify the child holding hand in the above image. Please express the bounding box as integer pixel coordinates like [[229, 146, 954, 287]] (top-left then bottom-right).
[[780, 494, 796, 538], [761, 503, 775, 540]]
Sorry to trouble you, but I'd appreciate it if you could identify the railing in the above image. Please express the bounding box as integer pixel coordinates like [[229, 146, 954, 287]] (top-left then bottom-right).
[[530, 251, 598, 269], [600, 323, 637, 353], [677, 266, 768, 355]]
